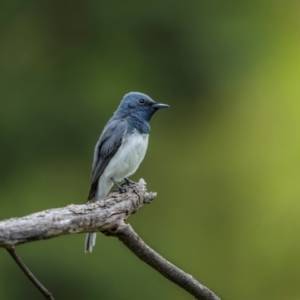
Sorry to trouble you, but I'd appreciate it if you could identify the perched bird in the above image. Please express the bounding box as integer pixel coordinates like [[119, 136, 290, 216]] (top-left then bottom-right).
[[85, 92, 169, 252]]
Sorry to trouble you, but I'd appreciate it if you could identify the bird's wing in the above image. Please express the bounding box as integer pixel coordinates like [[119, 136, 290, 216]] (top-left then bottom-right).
[[87, 119, 128, 201]]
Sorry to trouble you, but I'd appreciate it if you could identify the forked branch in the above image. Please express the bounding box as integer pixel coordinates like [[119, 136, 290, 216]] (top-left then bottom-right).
[[0, 179, 220, 300]]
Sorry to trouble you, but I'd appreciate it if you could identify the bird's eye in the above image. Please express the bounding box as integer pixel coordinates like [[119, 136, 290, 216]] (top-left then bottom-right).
[[139, 99, 145, 104]]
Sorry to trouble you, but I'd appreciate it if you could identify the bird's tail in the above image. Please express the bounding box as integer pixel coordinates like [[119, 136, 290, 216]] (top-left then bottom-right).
[[84, 177, 114, 253], [85, 232, 97, 253]]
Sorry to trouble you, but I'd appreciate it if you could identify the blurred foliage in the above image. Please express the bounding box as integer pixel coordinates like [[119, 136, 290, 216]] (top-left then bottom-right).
[[1, 1, 300, 299]]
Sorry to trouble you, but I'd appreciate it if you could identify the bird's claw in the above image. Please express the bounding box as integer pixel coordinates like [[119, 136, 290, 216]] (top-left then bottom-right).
[[123, 177, 137, 186], [111, 177, 127, 193], [118, 186, 127, 193], [113, 185, 127, 193]]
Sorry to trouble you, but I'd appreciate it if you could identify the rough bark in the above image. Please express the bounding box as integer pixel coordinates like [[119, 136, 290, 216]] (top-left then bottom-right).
[[110, 223, 220, 300], [0, 179, 155, 247], [0, 179, 221, 300]]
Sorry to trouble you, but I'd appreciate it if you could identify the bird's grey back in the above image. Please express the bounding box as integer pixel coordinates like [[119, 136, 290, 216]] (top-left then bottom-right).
[[88, 118, 128, 200]]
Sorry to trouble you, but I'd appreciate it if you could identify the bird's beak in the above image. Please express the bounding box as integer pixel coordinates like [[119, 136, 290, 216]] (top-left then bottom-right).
[[152, 103, 170, 109]]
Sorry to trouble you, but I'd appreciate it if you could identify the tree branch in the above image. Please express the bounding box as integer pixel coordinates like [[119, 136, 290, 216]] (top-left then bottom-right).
[[0, 179, 156, 247], [6, 248, 54, 300], [0, 179, 220, 300], [108, 223, 220, 300]]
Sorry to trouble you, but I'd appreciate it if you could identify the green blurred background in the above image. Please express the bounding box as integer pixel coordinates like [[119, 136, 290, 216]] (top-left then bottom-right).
[[1, 1, 300, 299]]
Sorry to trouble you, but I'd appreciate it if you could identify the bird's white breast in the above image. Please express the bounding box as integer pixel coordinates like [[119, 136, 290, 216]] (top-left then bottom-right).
[[103, 130, 149, 181]]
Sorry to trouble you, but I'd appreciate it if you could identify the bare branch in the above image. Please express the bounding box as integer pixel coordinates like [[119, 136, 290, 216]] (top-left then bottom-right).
[[109, 222, 220, 300], [0, 179, 156, 247], [6, 248, 54, 300], [0, 179, 220, 300]]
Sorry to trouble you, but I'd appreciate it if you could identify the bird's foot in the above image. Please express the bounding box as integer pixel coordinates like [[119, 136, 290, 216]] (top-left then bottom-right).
[[116, 186, 127, 193], [111, 177, 127, 193], [113, 184, 127, 193], [122, 177, 137, 186]]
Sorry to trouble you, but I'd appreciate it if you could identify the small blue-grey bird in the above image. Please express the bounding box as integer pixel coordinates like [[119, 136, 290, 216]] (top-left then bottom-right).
[[85, 92, 169, 252]]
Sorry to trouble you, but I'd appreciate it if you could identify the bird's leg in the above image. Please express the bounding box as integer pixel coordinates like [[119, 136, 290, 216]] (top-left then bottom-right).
[[123, 177, 137, 186], [110, 177, 126, 193]]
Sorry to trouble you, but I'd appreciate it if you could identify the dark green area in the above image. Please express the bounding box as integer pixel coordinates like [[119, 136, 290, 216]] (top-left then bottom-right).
[[1, 1, 300, 299]]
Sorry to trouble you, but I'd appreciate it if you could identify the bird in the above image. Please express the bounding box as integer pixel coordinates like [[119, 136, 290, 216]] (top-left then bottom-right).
[[85, 92, 169, 252]]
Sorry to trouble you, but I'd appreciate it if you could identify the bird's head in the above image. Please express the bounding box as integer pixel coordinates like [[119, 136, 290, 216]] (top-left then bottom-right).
[[116, 92, 169, 122]]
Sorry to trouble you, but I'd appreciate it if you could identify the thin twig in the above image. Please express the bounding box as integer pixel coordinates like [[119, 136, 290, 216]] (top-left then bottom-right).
[[111, 222, 221, 300], [6, 248, 54, 300]]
